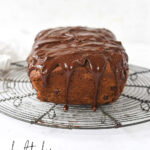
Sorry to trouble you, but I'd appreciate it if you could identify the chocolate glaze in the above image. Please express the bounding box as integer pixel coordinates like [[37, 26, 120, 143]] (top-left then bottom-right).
[[27, 26, 128, 111]]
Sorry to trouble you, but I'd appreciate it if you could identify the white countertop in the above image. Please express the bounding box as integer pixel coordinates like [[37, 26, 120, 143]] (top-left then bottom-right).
[[1, 106, 150, 150]]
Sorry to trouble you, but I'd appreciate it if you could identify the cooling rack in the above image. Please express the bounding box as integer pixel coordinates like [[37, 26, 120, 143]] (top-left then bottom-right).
[[0, 61, 150, 129]]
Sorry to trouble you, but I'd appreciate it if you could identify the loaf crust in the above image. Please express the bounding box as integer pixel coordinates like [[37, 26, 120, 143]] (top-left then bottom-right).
[[27, 26, 129, 111]]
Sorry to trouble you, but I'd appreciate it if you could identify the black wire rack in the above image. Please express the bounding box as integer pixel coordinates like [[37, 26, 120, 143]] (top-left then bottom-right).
[[0, 61, 150, 129]]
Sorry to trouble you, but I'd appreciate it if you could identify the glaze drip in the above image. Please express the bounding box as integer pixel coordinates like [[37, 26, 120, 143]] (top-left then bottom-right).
[[63, 64, 73, 111], [27, 26, 128, 111]]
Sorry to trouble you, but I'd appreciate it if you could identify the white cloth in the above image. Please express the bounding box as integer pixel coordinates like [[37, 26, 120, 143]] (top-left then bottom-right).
[[0, 41, 28, 71], [0, 54, 11, 71], [0, 41, 21, 71]]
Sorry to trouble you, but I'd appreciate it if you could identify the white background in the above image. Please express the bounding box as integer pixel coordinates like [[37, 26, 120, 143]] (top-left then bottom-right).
[[0, 0, 150, 149]]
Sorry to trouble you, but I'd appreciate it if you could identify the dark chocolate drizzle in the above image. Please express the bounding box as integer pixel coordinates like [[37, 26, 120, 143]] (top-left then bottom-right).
[[27, 26, 128, 111]]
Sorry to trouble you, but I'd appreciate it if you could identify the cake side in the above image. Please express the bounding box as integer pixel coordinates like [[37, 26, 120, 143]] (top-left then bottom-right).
[[30, 61, 128, 105], [27, 26, 129, 111]]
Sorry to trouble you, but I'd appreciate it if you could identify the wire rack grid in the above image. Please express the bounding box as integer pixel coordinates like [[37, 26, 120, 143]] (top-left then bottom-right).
[[0, 61, 150, 129]]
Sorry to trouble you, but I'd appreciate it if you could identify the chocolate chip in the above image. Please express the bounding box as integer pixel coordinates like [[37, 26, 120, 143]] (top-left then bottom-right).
[[54, 89, 59, 96], [103, 95, 108, 100], [111, 86, 116, 91]]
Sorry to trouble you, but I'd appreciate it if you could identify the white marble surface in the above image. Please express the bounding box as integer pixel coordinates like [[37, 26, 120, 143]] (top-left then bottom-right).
[[0, 0, 150, 149]]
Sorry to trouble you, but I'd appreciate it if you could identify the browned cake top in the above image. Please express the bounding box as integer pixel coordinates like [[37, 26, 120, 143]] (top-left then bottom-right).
[[27, 26, 128, 111]]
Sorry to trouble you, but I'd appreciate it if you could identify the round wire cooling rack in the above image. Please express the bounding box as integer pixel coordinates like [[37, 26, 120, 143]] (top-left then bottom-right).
[[0, 61, 150, 129]]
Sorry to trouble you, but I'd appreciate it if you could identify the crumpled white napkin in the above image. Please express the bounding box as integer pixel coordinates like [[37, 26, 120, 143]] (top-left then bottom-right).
[[0, 41, 21, 71], [0, 54, 11, 71]]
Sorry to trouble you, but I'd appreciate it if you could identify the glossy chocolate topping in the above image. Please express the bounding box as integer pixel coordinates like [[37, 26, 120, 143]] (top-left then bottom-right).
[[27, 26, 128, 111]]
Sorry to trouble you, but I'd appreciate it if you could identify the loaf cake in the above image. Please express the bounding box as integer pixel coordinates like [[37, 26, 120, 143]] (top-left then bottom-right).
[[27, 26, 128, 111]]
